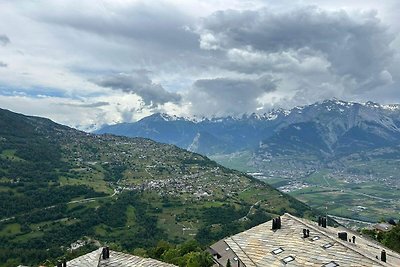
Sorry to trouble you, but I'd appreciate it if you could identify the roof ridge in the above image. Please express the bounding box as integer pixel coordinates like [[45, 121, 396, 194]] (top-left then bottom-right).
[[284, 213, 386, 266], [333, 221, 400, 259], [225, 237, 256, 267], [96, 248, 102, 267]]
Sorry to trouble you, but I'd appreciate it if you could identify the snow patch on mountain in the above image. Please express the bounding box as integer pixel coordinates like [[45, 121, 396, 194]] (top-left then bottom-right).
[[382, 104, 400, 111], [187, 133, 200, 152]]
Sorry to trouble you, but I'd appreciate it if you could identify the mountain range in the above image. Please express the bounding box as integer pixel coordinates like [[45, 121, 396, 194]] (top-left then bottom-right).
[[96, 99, 400, 160]]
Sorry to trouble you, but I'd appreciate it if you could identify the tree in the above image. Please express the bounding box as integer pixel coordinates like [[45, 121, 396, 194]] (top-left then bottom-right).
[[185, 251, 214, 267], [133, 248, 148, 258]]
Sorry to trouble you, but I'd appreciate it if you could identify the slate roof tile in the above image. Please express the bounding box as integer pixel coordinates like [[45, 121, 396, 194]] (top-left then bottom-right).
[[60, 248, 177, 267], [210, 213, 400, 267]]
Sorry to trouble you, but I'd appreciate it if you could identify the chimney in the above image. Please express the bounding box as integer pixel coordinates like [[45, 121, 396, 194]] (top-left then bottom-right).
[[62, 258, 67, 267], [318, 216, 322, 226], [106, 247, 110, 259], [272, 217, 281, 230], [338, 232, 347, 241], [102, 247, 108, 260], [381, 250, 386, 262], [302, 229, 310, 238], [352, 236, 356, 244], [321, 217, 327, 228], [57, 262, 62, 267]]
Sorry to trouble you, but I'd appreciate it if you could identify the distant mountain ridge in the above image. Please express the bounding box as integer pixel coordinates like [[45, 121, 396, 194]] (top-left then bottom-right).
[[96, 99, 400, 158]]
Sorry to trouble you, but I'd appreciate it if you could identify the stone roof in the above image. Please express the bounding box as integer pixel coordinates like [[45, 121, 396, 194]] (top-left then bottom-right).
[[62, 248, 177, 267], [67, 248, 102, 266], [210, 213, 400, 267]]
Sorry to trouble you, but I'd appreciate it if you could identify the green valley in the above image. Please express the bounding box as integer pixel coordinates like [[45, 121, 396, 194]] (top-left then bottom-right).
[[211, 152, 400, 225]]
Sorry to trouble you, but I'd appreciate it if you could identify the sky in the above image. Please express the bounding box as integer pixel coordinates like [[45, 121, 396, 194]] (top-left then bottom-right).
[[0, 0, 399, 131]]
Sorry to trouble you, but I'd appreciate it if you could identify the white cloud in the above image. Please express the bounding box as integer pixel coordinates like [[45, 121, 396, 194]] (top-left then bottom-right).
[[0, 0, 399, 129]]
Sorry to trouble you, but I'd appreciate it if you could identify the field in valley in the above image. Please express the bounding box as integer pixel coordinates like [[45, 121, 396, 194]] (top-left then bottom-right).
[[212, 153, 400, 224]]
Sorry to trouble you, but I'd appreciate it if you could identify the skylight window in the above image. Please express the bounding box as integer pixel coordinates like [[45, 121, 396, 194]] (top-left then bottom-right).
[[282, 256, 295, 264], [311, 236, 320, 241], [272, 247, 284, 255], [322, 261, 339, 267], [322, 243, 334, 249]]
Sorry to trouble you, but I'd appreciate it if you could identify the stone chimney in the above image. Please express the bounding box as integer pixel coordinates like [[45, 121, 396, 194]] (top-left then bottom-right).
[[322, 217, 327, 228], [381, 250, 386, 262], [272, 217, 281, 230], [338, 232, 347, 241], [102, 247, 110, 260]]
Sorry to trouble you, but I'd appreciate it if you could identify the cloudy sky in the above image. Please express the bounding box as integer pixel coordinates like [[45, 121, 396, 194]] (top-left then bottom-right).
[[0, 0, 399, 130]]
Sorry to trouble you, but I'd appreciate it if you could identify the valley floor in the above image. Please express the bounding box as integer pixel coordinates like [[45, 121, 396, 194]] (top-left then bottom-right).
[[211, 153, 400, 227]]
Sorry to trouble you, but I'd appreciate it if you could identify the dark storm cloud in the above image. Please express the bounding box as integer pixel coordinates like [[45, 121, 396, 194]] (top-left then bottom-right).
[[94, 72, 181, 107], [188, 76, 277, 116], [0, 34, 10, 46], [198, 7, 396, 92], [38, 2, 199, 54]]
